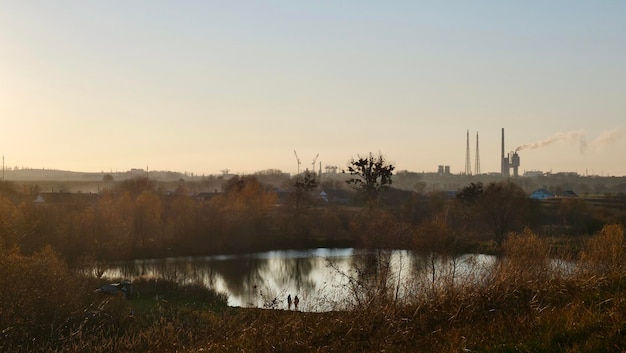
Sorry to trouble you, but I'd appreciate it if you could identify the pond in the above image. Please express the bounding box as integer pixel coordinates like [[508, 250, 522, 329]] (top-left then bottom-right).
[[94, 249, 501, 311]]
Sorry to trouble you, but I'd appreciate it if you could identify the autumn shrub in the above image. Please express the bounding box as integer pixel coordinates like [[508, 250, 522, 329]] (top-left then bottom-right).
[[498, 228, 552, 285], [0, 196, 21, 248], [578, 223, 626, 280], [0, 246, 102, 350], [352, 208, 412, 249], [0, 246, 229, 352]]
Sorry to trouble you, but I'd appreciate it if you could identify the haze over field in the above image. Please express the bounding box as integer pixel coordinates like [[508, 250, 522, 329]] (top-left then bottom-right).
[[1, 1, 625, 176]]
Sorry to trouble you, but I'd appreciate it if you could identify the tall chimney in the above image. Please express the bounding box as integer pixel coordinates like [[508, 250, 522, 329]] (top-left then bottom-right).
[[501, 128, 505, 176]]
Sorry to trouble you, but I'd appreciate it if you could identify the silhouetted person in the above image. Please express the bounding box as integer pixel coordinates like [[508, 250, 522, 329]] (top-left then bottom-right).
[[294, 295, 299, 310], [287, 294, 292, 310]]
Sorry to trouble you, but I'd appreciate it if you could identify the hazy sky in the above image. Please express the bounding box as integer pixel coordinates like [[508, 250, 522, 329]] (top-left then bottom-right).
[[2, 1, 625, 176]]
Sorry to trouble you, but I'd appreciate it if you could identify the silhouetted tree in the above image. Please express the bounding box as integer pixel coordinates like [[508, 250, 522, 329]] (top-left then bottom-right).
[[454, 181, 534, 245], [344, 152, 394, 206], [456, 182, 483, 205], [292, 171, 318, 209], [478, 181, 532, 245]]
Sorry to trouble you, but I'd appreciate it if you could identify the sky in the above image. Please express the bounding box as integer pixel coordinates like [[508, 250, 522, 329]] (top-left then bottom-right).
[[1, 1, 625, 176]]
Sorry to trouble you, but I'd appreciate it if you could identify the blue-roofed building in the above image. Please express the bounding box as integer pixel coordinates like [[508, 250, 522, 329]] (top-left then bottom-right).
[[530, 189, 554, 200]]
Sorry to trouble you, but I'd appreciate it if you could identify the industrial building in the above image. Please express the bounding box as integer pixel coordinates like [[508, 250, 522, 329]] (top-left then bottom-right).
[[501, 128, 520, 177]]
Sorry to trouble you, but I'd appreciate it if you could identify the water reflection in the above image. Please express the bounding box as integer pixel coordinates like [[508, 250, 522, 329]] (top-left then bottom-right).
[[98, 249, 504, 311]]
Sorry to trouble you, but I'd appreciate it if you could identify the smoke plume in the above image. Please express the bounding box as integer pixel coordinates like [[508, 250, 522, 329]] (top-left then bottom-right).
[[589, 128, 625, 149], [515, 130, 587, 153]]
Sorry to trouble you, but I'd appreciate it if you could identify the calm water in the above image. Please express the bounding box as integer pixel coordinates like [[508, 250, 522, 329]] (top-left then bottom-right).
[[96, 249, 499, 311]]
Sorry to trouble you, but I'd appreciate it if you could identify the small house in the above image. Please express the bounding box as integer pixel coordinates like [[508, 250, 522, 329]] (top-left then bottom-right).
[[530, 189, 554, 200]]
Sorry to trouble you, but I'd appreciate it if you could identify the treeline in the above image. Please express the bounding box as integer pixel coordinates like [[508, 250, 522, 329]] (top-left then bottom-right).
[[0, 177, 355, 263], [1, 177, 625, 264]]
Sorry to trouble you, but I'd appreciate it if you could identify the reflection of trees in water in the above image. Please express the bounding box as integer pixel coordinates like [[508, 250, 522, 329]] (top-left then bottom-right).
[[117, 252, 401, 309], [328, 250, 444, 307], [105, 256, 273, 307], [207, 256, 269, 306], [211, 254, 320, 308], [190, 262, 210, 283], [408, 253, 496, 297], [275, 255, 316, 294], [115, 259, 220, 286], [352, 249, 394, 304], [326, 249, 396, 307], [96, 250, 494, 311]]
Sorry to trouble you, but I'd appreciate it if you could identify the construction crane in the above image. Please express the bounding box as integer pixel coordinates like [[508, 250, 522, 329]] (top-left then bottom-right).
[[294, 150, 301, 174], [312, 154, 319, 176]]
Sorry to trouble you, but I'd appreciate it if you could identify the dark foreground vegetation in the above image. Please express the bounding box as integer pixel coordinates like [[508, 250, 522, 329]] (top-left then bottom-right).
[[2, 171, 626, 352], [2, 225, 626, 352]]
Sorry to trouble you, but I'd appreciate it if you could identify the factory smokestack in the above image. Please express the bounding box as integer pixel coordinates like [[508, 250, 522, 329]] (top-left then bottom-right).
[[500, 128, 519, 177], [501, 128, 505, 176], [465, 130, 472, 175], [475, 132, 481, 175]]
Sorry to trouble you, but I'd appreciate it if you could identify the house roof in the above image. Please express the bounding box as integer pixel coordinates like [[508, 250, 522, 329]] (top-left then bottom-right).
[[530, 189, 555, 199]]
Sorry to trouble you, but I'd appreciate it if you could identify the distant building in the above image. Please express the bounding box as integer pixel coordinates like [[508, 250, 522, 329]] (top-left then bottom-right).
[[530, 189, 555, 200], [524, 170, 544, 177], [318, 189, 351, 204], [193, 191, 221, 202], [437, 165, 451, 176], [557, 190, 578, 198], [32, 192, 99, 206]]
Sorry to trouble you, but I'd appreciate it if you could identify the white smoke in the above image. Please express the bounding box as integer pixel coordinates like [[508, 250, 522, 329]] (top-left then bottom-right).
[[515, 130, 587, 153], [589, 128, 625, 150], [515, 127, 625, 154]]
